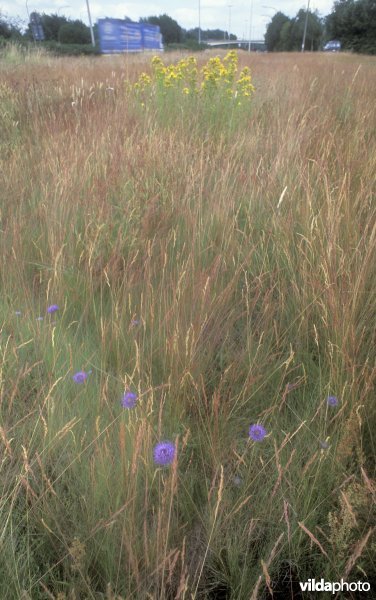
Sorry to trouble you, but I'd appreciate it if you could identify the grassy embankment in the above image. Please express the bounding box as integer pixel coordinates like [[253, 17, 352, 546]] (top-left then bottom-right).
[[0, 46, 375, 598]]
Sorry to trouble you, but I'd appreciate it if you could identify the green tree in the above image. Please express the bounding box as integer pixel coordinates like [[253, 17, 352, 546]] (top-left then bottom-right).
[[265, 9, 323, 51], [29, 13, 69, 42], [140, 14, 182, 44], [265, 12, 291, 51], [0, 12, 22, 40], [289, 9, 324, 51], [185, 28, 233, 42], [279, 21, 293, 51], [326, 0, 376, 54], [58, 20, 91, 44]]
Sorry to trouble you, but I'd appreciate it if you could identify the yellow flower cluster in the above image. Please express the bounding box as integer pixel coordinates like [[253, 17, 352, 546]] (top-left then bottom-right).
[[133, 72, 152, 92], [235, 66, 255, 98], [149, 55, 198, 91], [134, 51, 255, 102], [201, 50, 238, 91]]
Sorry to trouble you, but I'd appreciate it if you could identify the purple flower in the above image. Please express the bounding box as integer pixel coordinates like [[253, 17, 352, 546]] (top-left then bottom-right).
[[47, 305, 59, 314], [72, 371, 88, 384], [327, 396, 339, 407], [121, 391, 138, 409], [153, 441, 175, 466], [249, 424, 267, 442]]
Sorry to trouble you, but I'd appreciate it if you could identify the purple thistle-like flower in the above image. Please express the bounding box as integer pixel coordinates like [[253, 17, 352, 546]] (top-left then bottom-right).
[[327, 395, 339, 407], [153, 441, 175, 466], [249, 424, 267, 442], [72, 371, 88, 384], [121, 391, 138, 409], [47, 305, 59, 314]]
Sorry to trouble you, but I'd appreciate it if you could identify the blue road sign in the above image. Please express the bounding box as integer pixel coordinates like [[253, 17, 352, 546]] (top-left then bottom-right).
[[142, 24, 163, 50], [98, 19, 162, 53]]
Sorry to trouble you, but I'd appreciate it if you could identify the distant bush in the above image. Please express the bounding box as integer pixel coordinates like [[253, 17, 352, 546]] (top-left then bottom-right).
[[41, 41, 99, 55], [164, 41, 209, 52]]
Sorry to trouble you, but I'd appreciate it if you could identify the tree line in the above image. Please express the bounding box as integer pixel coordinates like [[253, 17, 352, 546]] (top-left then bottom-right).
[[0, 11, 93, 45], [138, 14, 237, 45], [1, 1, 375, 54], [0, 11, 236, 49], [265, 0, 376, 54]]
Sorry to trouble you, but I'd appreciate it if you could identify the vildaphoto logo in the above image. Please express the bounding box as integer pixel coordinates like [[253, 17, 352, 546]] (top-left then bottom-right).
[[299, 579, 371, 594]]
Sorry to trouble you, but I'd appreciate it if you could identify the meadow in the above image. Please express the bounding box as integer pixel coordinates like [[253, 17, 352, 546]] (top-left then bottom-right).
[[0, 45, 375, 599]]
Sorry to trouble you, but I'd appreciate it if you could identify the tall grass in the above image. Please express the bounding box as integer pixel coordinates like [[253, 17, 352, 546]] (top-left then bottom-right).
[[0, 48, 375, 599]]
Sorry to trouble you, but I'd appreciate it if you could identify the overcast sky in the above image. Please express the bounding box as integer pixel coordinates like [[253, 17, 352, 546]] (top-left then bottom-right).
[[3, 1, 335, 39]]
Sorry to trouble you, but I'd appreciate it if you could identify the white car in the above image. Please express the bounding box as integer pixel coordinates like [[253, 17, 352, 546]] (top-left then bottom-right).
[[323, 40, 341, 52]]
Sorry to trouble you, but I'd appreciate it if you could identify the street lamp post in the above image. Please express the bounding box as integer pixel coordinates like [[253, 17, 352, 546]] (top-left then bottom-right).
[[85, 0, 95, 47], [57, 5, 70, 14], [25, 0, 36, 41], [228, 5, 233, 40], [262, 5, 278, 13], [243, 20, 248, 41], [248, 0, 253, 52], [301, 0, 311, 52], [57, 6, 70, 44], [198, 0, 201, 45]]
